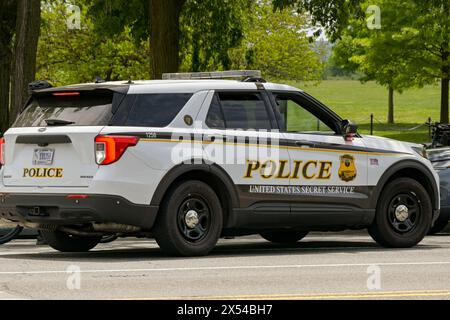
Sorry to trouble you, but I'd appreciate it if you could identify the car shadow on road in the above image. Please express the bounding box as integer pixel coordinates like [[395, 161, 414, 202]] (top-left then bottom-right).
[[0, 237, 444, 263]]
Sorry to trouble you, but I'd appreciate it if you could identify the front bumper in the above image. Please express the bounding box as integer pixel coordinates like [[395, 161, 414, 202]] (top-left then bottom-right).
[[0, 193, 158, 229]]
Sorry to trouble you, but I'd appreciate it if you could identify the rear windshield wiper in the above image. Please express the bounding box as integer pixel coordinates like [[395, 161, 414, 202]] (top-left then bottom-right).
[[45, 119, 75, 126]]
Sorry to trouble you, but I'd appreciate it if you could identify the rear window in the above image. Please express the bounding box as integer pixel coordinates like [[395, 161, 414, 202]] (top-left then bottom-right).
[[13, 91, 114, 127], [124, 93, 193, 127]]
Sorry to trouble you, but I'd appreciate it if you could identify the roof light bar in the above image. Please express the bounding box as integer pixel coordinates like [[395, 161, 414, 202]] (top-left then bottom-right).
[[162, 70, 261, 80]]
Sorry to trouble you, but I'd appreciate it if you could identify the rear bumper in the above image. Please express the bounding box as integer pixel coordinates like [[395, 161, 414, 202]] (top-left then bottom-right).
[[0, 193, 158, 229]]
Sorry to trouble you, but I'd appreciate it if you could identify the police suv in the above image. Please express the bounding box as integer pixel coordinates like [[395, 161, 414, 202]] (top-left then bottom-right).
[[0, 71, 440, 256]]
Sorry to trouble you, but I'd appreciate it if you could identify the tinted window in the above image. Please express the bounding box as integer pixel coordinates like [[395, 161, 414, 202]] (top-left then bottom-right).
[[13, 92, 113, 127], [205, 95, 225, 129], [217, 92, 272, 130], [125, 94, 192, 127]]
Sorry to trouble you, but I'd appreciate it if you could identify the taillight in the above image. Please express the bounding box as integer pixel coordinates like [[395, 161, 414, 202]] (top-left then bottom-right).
[[0, 138, 5, 165], [94, 135, 139, 165], [52, 92, 80, 96]]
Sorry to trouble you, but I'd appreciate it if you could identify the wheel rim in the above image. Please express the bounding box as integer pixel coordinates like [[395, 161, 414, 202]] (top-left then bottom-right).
[[388, 192, 421, 234], [177, 194, 211, 242]]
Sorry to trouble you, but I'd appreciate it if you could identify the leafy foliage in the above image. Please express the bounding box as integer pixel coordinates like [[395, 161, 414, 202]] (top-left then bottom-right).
[[37, 0, 150, 85], [179, 0, 253, 72], [230, 0, 325, 81], [332, 0, 449, 121], [272, 0, 364, 41], [87, 0, 251, 75]]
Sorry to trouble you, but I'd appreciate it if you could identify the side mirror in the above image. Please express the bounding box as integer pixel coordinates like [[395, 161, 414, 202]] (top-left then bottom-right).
[[342, 120, 358, 141]]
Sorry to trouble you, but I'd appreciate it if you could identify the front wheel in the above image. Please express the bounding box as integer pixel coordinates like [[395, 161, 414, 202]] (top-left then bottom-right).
[[368, 178, 432, 248], [40, 230, 101, 252], [260, 231, 308, 243], [154, 180, 223, 256]]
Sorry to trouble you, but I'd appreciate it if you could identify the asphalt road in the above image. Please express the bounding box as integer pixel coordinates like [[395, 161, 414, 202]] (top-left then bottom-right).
[[0, 231, 450, 300]]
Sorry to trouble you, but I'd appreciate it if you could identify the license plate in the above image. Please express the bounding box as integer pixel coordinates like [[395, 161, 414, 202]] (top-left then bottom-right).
[[32, 149, 55, 165]]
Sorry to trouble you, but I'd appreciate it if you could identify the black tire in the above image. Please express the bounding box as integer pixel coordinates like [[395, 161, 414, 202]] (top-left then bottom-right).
[[0, 225, 23, 245], [154, 180, 223, 256], [40, 230, 101, 252], [260, 231, 308, 243], [368, 178, 432, 248], [428, 218, 449, 235]]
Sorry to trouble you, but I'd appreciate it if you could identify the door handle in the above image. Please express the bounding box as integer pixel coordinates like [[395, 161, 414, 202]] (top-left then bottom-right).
[[295, 140, 315, 148], [204, 134, 224, 142]]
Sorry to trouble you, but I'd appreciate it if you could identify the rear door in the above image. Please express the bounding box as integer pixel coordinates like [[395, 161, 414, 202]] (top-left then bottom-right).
[[2, 89, 120, 187], [202, 91, 291, 212]]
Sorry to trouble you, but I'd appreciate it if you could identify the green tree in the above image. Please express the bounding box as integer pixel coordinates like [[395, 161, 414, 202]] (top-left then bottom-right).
[[37, 0, 150, 85], [179, 0, 252, 72], [333, 9, 416, 124], [396, 0, 449, 123], [333, 0, 449, 123], [229, 0, 325, 81], [10, 0, 41, 125], [88, 0, 250, 79], [272, 0, 364, 41], [0, 0, 40, 130], [0, 0, 17, 132]]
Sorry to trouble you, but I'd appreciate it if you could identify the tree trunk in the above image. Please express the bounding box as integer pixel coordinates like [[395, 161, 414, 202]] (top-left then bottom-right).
[[0, 48, 12, 135], [440, 39, 449, 124], [441, 62, 450, 124], [388, 86, 394, 124], [0, 0, 17, 134], [441, 1, 449, 124], [149, 0, 186, 79], [10, 0, 41, 125]]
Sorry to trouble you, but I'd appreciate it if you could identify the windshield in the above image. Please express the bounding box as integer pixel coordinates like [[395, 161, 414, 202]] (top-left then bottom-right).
[[13, 92, 114, 127]]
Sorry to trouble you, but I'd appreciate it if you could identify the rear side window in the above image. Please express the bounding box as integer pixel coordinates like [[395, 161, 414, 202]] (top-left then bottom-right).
[[125, 93, 192, 127], [206, 92, 272, 130], [13, 91, 114, 127], [205, 95, 226, 129]]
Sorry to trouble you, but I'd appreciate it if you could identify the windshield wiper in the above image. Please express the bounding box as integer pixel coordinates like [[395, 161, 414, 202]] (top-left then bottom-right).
[[45, 119, 75, 126]]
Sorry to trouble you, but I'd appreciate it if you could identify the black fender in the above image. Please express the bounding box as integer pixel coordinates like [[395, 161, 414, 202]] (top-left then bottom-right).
[[150, 161, 240, 226], [370, 159, 439, 211]]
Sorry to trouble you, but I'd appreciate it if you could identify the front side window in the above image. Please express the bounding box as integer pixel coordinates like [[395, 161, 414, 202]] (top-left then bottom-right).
[[125, 93, 193, 127], [272, 93, 334, 134], [206, 92, 272, 130]]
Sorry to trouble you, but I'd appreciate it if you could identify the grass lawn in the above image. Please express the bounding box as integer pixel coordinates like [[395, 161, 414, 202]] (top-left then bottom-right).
[[285, 80, 443, 143]]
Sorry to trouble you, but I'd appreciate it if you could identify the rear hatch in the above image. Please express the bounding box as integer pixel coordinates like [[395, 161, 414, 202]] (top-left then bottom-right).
[[2, 88, 124, 187]]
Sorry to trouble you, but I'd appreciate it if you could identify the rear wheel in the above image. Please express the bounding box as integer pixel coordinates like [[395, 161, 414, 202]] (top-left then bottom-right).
[[154, 180, 223, 256], [100, 234, 118, 243], [368, 178, 432, 248], [260, 231, 308, 243], [0, 225, 23, 245], [40, 230, 101, 252]]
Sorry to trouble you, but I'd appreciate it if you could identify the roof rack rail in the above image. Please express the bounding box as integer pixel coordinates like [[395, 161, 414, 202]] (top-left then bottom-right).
[[162, 70, 263, 81]]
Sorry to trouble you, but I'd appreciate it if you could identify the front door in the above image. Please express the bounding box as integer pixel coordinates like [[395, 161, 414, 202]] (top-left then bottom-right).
[[270, 91, 370, 227]]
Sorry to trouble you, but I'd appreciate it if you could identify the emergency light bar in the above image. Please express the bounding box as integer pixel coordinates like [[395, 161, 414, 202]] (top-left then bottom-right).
[[162, 70, 262, 80]]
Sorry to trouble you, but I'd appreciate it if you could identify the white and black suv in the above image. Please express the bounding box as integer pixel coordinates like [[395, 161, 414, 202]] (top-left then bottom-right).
[[0, 71, 440, 256]]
